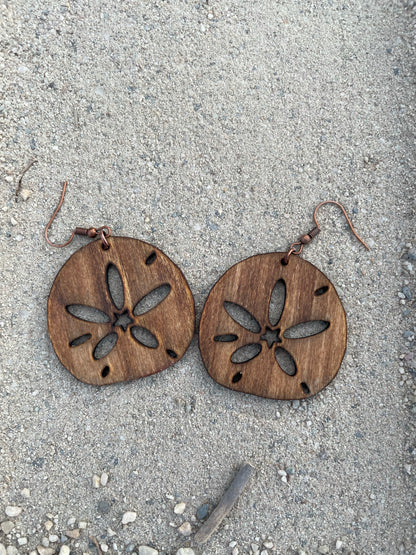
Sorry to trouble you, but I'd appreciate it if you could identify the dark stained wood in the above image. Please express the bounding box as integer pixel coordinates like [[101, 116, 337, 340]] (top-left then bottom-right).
[[194, 463, 255, 544], [48, 237, 195, 385], [199, 253, 347, 399]]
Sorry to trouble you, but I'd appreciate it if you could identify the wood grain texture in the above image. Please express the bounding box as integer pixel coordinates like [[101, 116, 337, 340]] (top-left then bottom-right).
[[199, 252, 347, 399], [48, 236, 195, 385]]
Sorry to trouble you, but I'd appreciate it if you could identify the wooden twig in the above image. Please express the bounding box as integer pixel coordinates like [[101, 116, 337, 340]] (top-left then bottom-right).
[[89, 536, 103, 555], [194, 463, 255, 544], [15, 159, 37, 201]]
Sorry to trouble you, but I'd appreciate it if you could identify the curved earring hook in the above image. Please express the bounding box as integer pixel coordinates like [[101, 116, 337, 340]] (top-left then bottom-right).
[[313, 200, 370, 250], [44, 181, 111, 249]]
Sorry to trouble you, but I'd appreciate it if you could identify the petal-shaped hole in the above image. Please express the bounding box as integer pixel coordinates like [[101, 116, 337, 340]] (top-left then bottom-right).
[[231, 343, 262, 364], [166, 349, 177, 358], [93, 333, 118, 360], [224, 302, 261, 333], [145, 251, 157, 265], [314, 285, 329, 296], [275, 347, 297, 376], [69, 333, 92, 347], [101, 366, 110, 378], [214, 334, 238, 342], [131, 326, 159, 349], [232, 371, 243, 383], [106, 263, 124, 310], [269, 279, 286, 326], [66, 305, 110, 323], [284, 320, 330, 339], [133, 284, 171, 316]]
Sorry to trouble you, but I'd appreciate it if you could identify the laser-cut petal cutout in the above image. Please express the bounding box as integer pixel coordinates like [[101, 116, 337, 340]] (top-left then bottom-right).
[[66, 305, 111, 323], [269, 279, 286, 327], [130, 326, 159, 349], [133, 284, 171, 316], [284, 320, 330, 339], [93, 333, 118, 359], [106, 263, 125, 310], [275, 346, 297, 376], [69, 333, 92, 347], [214, 334, 238, 342], [224, 302, 261, 333], [230, 343, 262, 364]]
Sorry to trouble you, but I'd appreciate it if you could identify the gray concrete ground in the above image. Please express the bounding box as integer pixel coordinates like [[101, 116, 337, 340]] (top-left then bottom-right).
[[1, 1, 415, 554]]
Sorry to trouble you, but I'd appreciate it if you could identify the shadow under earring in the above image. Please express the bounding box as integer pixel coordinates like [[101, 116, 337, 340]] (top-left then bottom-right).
[[46, 182, 195, 386], [199, 201, 369, 400]]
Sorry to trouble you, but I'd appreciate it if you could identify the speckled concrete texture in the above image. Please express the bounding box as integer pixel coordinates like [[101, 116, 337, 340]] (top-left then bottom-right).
[[0, 1, 415, 554]]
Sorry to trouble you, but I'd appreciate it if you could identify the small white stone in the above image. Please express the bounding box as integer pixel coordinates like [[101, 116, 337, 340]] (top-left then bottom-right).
[[10, 217, 17, 226], [21, 488, 30, 498], [0, 544, 5, 555], [318, 547, 329, 554], [176, 549, 195, 555], [138, 547, 158, 555], [18, 538, 28, 546], [44, 521, 53, 531], [165, 494, 174, 500], [7, 547, 18, 555], [260, 551, 268, 555], [20, 189, 31, 201], [336, 541, 343, 550], [232, 549, 239, 555], [177, 521, 192, 536], [37, 548, 55, 555], [79, 521, 87, 529], [229, 541, 237, 548], [100, 544, 108, 553], [122, 511, 137, 525], [5, 506, 22, 518], [107, 528, 116, 537], [49, 535, 59, 543], [59, 547, 70, 555], [67, 517, 76, 526], [1, 522, 14, 534], [41, 537, 49, 547], [263, 541, 274, 549], [173, 502, 186, 514], [92, 475, 101, 488], [100, 472, 109, 486], [251, 544, 259, 554]]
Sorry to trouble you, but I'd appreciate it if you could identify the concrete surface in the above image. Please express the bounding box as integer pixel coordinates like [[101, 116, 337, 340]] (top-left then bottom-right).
[[0, 1, 415, 554]]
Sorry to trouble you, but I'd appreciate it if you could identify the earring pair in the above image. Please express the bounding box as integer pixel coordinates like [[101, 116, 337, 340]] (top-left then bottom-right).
[[46, 183, 369, 400]]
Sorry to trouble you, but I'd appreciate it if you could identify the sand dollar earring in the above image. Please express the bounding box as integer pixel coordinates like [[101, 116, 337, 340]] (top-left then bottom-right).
[[199, 201, 369, 400], [46, 182, 194, 386]]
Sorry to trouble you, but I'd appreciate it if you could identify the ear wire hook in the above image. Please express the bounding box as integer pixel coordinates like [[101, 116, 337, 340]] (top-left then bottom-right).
[[283, 200, 370, 264], [45, 181, 111, 249]]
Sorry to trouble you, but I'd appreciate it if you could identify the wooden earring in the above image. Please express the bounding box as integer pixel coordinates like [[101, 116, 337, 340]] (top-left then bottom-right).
[[199, 201, 369, 400], [46, 182, 194, 386]]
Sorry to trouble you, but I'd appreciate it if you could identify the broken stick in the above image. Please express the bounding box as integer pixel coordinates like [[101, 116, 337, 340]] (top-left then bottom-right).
[[194, 463, 255, 544]]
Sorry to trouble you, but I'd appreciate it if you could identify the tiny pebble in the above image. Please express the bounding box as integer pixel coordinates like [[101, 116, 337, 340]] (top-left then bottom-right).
[[92, 475, 101, 488], [41, 538, 49, 547], [196, 502, 210, 520], [138, 547, 158, 555], [18, 538, 28, 546], [0, 544, 5, 555], [6, 548, 18, 555], [100, 472, 109, 486], [232, 549, 239, 555], [21, 488, 30, 498], [251, 543, 259, 553], [45, 521, 54, 531], [263, 541, 274, 549], [79, 521, 87, 529], [67, 518, 76, 526], [1, 521, 14, 534], [20, 189, 31, 201], [49, 535, 59, 543], [5, 507, 22, 518], [336, 540, 343, 550], [100, 545, 108, 553], [65, 529, 80, 539], [260, 551, 268, 555], [59, 547, 70, 555], [176, 549, 195, 555], [122, 511, 137, 525], [318, 547, 329, 554], [402, 286, 412, 300], [37, 548, 55, 555], [10, 217, 17, 226], [177, 521, 192, 536], [174, 502, 186, 515], [229, 541, 237, 548]]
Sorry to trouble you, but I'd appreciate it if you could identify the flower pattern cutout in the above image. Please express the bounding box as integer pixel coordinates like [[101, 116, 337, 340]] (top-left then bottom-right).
[[67, 263, 171, 360], [216, 278, 330, 379]]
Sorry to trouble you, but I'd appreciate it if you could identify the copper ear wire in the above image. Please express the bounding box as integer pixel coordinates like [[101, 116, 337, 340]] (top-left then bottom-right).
[[283, 200, 370, 264], [44, 181, 111, 249]]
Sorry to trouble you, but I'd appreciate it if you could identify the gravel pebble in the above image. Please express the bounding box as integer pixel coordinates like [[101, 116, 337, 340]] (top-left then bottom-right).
[[196, 502, 210, 520], [44, 521, 54, 531], [173, 502, 186, 514], [336, 540, 343, 550], [92, 475, 101, 488], [138, 547, 158, 555], [18, 538, 28, 546], [59, 547, 70, 555], [5, 507, 22, 518], [37, 547, 55, 555], [100, 472, 109, 486], [177, 521, 192, 536], [64, 530, 79, 539], [122, 511, 137, 525], [0, 545, 5, 555], [176, 549, 195, 555], [263, 541, 274, 549], [20, 189, 31, 201], [6, 547, 18, 555], [1, 522, 14, 534]]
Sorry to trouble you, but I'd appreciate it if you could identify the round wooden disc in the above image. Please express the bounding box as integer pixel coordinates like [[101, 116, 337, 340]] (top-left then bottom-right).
[[48, 236, 195, 385], [199, 253, 347, 399]]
